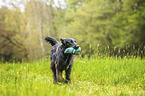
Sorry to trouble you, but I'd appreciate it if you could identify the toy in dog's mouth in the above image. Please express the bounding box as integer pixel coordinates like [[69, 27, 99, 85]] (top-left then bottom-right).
[[64, 47, 81, 54]]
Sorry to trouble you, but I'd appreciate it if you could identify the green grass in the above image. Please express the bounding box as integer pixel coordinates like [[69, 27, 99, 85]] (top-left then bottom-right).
[[0, 57, 145, 96]]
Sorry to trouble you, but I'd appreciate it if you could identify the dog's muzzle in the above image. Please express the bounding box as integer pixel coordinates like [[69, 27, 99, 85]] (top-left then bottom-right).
[[73, 45, 79, 49]]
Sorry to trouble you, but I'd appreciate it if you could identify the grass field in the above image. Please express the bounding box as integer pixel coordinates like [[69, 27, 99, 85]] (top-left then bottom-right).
[[0, 57, 145, 96]]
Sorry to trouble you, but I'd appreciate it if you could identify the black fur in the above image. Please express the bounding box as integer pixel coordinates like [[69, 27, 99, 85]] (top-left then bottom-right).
[[45, 37, 79, 83]]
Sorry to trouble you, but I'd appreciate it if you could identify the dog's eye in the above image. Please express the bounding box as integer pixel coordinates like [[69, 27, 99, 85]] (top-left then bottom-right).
[[73, 40, 76, 43]]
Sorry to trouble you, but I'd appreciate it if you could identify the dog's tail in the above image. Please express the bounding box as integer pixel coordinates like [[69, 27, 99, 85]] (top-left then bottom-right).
[[44, 37, 59, 46]]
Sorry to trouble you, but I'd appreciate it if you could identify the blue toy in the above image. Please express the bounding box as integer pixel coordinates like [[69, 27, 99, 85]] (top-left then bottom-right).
[[64, 47, 81, 54]]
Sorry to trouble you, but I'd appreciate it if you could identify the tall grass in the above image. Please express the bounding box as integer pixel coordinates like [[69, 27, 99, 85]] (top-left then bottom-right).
[[83, 45, 145, 59], [0, 57, 144, 96]]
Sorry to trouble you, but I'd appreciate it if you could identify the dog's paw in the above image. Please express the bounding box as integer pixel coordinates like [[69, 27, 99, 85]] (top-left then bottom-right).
[[64, 79, 71, 84]]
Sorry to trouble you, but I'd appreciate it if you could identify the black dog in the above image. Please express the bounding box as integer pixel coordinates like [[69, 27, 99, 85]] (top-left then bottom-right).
[[45, 37, 79, 83]]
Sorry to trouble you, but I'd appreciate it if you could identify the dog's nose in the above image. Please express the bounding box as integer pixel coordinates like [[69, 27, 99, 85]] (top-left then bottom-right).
[[74, 45, 79, 49]]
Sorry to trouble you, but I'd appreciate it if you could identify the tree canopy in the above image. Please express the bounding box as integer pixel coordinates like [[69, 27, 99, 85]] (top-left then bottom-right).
[[0, 0, 145, 61]]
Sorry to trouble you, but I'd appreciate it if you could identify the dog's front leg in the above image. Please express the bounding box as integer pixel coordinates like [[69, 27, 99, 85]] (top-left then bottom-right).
[[51, 63, 57, 84], [64, 65, 72, 83], [51, 69, 57, 84]]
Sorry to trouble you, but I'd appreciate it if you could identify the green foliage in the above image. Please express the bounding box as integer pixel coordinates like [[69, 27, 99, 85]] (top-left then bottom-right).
[[0, 57, 144, 95], [0, 0, 145, 61], [0, 8, 27, 61], [53, 0, 145, 56]]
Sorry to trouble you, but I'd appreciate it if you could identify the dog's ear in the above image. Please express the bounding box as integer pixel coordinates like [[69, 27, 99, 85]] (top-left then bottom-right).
[[60, 38, 66, 45]]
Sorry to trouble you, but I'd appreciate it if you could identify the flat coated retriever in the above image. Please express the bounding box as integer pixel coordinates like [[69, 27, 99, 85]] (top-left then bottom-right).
[[44, 37, 79, 83]]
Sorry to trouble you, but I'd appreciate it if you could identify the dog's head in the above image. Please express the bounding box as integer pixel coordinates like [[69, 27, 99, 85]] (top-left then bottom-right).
[[60, 38, 79, 49]]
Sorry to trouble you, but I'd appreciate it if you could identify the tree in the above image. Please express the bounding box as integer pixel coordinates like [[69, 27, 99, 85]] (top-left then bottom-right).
[[52, 0, 145, 57], [0, 7, 27, 61]]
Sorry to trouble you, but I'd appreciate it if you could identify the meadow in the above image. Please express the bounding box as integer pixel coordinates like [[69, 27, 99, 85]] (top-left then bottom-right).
[[0, 57, 145, 96]]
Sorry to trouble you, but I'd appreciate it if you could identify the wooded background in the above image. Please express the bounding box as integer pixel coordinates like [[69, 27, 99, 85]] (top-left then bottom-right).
[[0, 0, 145, 62]]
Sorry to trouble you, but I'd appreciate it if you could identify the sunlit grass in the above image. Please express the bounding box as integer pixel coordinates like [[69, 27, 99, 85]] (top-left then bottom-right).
[[0, 57, 145, 96]]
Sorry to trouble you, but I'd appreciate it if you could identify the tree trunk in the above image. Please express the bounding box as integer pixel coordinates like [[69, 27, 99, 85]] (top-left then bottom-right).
[[34, 1, 45, 58], [38, 19, 45, 58]]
